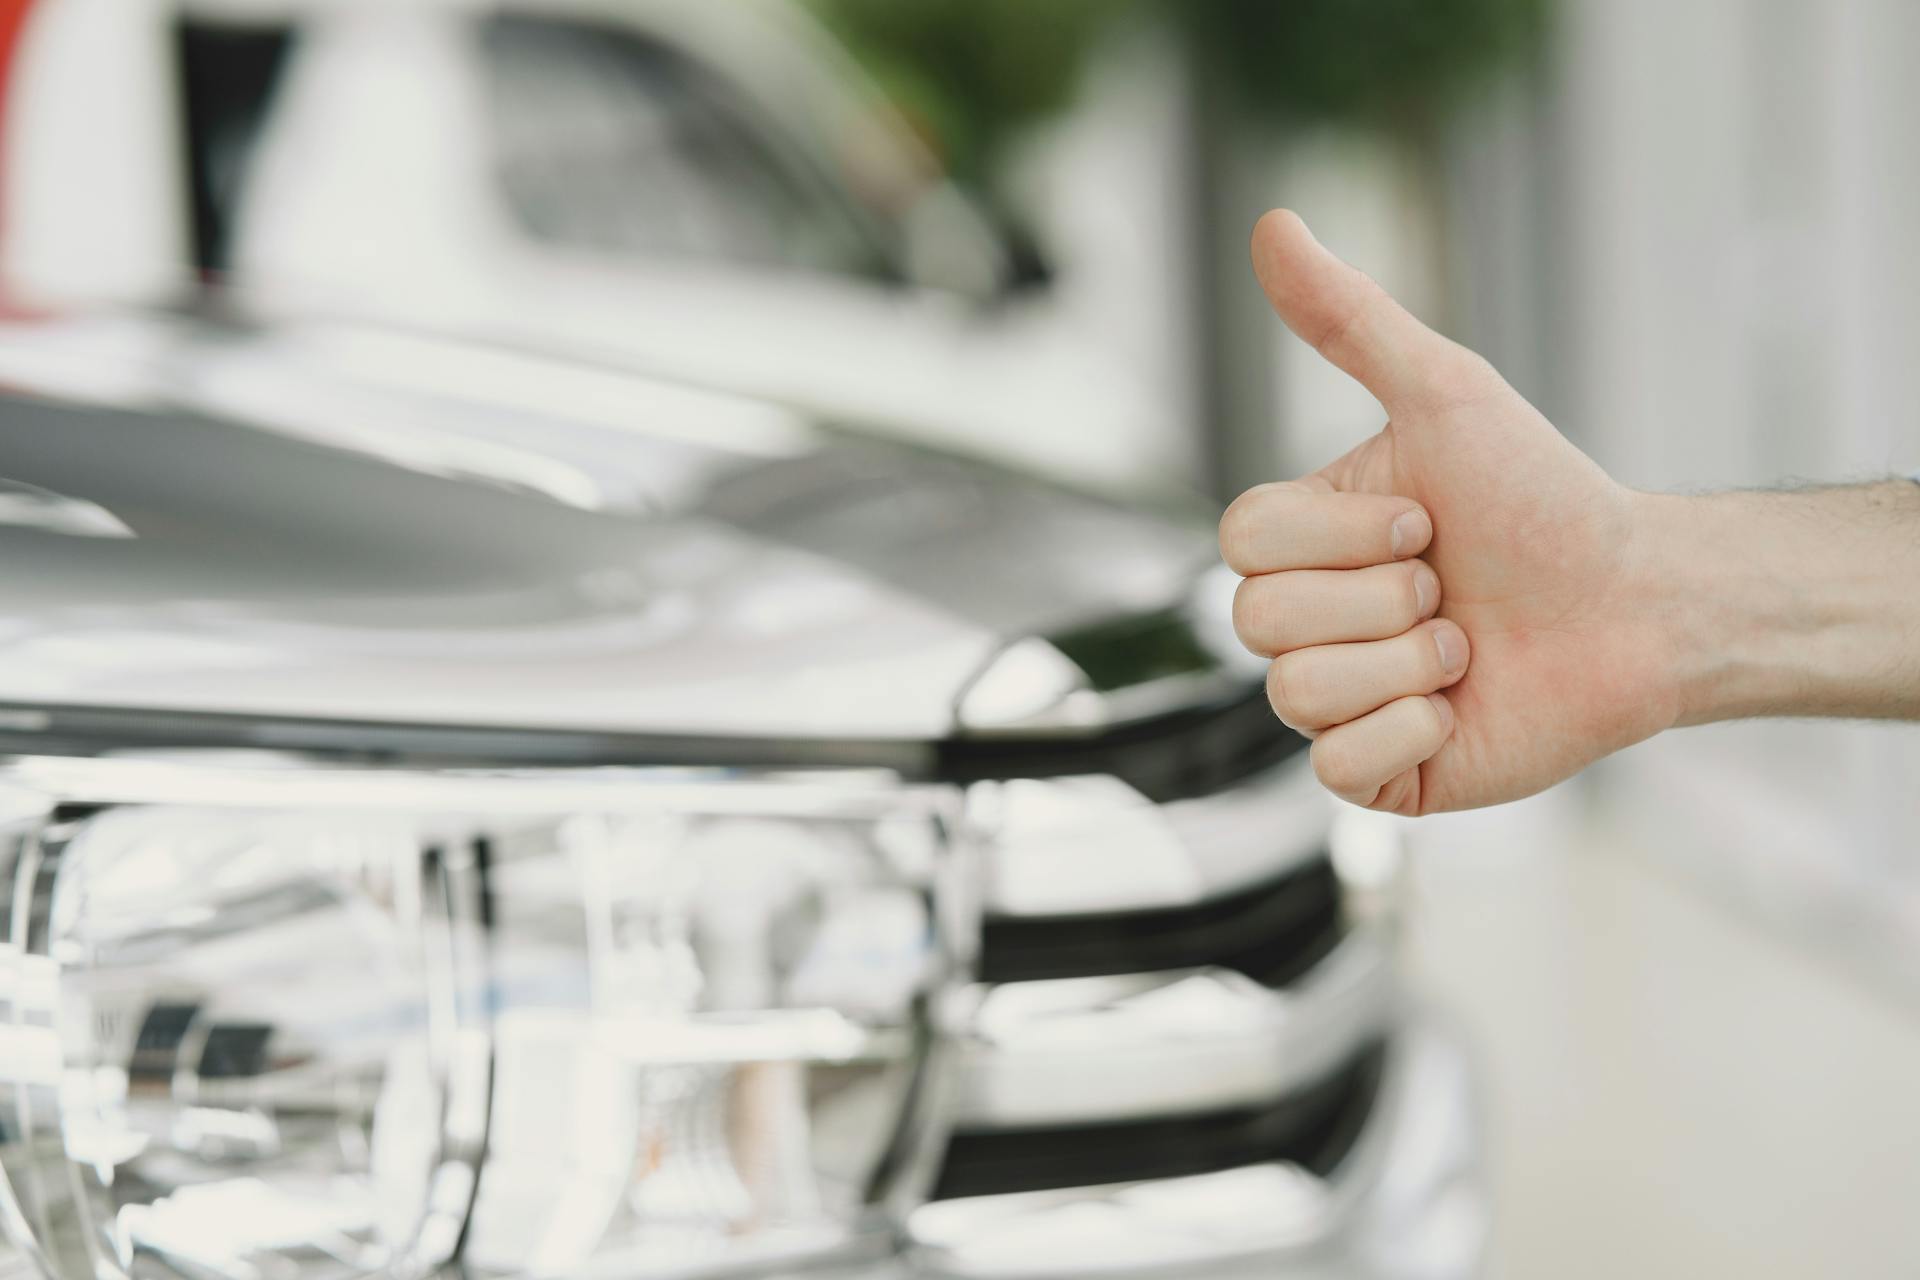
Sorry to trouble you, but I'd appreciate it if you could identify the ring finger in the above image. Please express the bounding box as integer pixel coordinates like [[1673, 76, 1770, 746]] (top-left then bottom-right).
[[1234, 560, 1441, 656], [1265, 618, 1470, 732]]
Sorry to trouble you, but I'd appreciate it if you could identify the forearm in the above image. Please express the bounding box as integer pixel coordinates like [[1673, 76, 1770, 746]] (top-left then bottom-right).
[[1635, 480, 1920, 726]]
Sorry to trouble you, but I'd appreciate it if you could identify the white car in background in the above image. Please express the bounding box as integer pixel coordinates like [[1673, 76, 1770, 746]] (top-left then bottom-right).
[[0, 0, 1181, 489]]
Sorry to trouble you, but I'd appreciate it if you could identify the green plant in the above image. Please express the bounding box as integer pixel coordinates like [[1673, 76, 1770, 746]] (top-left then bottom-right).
[[805, 0, 1548, 187], [804, 0, 1112, 188], [1173, 0, 1548, 124]]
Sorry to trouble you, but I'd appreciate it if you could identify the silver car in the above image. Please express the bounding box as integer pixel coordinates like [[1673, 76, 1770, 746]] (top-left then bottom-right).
[[0, 311, 1482, 1280]]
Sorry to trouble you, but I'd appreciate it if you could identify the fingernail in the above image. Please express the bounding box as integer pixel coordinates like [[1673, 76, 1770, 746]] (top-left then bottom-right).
[[1390, 510, 1429, 558], [1433, 625, 1466, 677], [1427, 693, 1455, 734], [1413, 564, 1439, 619]]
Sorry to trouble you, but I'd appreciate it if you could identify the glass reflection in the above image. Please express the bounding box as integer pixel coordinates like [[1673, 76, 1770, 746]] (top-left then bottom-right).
[[466, 810, 945, 1278], [0, 805, 486, 1280]]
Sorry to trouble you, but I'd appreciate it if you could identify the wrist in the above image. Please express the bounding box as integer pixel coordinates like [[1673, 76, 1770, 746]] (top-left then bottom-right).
[[1628, 482, 1920, 726], [1627, 490, 1752, 728]]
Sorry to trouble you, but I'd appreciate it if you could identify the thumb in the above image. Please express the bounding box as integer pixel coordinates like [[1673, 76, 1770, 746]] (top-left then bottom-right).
[[1251, 209, 1461, 411]]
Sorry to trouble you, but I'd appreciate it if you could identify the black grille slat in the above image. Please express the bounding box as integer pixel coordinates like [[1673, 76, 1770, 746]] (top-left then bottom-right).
[[977, 855, 1344, 987], [940, 687, 1306, 803], [932, 1041, 1388, 1201]]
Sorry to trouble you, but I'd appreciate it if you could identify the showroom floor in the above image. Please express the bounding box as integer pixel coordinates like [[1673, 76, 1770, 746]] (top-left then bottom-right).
[[1405, 790, 1920, 1280]]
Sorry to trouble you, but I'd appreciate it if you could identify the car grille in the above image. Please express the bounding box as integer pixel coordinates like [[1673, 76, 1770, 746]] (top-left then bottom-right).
[[933, 1040, 1387, 1200], [932, 699, 1395, 1208]]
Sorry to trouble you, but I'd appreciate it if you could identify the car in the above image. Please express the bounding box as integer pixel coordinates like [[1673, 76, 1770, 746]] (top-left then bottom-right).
[[1, 0, 1187, 491], [0, 308, 1484, 1280]]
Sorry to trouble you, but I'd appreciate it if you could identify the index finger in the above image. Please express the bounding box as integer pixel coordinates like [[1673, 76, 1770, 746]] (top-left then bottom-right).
[[1220, 483, 1432, 574]]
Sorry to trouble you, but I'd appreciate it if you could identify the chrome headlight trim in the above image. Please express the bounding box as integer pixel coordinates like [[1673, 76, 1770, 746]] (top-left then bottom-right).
[[950, 925, 1399, 1131], [0, 755, 973, 1280], [973, 752, 1334, 923], [0, 755, 944, 818]]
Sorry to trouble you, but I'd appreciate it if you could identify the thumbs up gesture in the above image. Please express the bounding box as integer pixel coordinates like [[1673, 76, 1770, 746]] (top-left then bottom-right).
[[1223, 211, 1677, 814]]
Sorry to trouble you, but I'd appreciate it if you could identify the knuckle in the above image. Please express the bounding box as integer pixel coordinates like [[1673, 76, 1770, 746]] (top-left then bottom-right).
[[1428, 348, 1500, 406], [1219, 482, 1306, 570], [1311, 736, 1371, 801], [1231, 577, 1281, 656], [1265, 652, 1318, 727], [1268, 651, 1340, 730], [1264, 655, 1297, 724], [1228, 579, 1290, 660], [1315, 303, 1372, 369], [1217, 493, 1265, 570], [1373, 769, 1419, 816], [1388, 692, 1448, 753]]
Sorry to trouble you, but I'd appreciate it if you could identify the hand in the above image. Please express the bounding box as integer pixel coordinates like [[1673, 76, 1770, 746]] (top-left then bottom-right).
[[1221, 211, 1680, 814]]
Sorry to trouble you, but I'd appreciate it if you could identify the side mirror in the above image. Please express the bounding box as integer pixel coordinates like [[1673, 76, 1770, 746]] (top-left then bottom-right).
[[900, 185, 1050, 304], [997, 221, 1054, 294]]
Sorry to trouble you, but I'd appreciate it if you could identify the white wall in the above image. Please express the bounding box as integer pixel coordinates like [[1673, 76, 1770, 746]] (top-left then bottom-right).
[[1450, 0, 1920, 995]]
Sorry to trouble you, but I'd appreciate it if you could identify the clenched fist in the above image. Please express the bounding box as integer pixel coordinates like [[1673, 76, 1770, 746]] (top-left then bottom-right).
[[1222, 211, 1677, 815]]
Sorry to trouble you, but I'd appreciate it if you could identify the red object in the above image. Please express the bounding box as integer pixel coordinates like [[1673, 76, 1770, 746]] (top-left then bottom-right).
[[0, 0, 38, 308], [0, 1, 35, 191]]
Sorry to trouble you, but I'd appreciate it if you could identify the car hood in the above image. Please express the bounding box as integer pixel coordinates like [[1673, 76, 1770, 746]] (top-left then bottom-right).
[[0, 321, 1243, 757]]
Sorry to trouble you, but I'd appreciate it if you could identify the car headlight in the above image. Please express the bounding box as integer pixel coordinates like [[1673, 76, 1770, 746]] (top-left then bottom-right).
[[0, 757, 971, 1280]]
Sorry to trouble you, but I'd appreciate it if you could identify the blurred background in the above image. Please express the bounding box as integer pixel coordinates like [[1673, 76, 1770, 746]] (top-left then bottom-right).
[[4, 0, 1919, 1275]]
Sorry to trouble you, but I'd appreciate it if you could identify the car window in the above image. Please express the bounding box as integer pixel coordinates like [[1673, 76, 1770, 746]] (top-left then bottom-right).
[[176, 20, 300, 279], [480, 14, 898, 281]]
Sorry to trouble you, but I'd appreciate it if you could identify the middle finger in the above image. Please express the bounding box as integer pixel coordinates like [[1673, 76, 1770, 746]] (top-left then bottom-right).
[[1234, 560, 1441, 656]]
